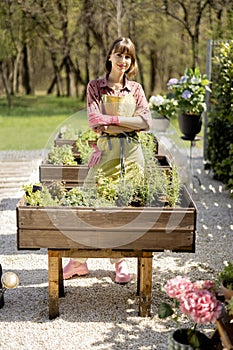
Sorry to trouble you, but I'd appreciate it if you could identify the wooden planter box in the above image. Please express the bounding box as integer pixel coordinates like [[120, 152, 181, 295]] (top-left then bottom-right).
[[16, 185, 196, 319], [39, 164, 89, 186], [54, 133, 159, 157], [39, 155, 171, 187], [54, 137, 97, 159], [17, 185, 196, 251]]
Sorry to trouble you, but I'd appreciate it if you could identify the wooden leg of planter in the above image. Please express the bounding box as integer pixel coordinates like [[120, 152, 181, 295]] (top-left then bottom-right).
[[48, 249, 60, 319], [58, 256, 65, 298], [138, 252, 153, 317], [137, 257, 141, 296]]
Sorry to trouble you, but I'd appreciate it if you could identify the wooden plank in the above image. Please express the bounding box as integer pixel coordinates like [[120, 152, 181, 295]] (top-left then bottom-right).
[[39, 164, 89, 183], [18, 207, 195, 231], [138, 252, 153, 317], [48, 250, 60, 319], [17, 228, 194, 251]]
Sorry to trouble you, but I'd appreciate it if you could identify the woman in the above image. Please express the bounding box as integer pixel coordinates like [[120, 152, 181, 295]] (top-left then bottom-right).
[[63, 37, 152, 283]]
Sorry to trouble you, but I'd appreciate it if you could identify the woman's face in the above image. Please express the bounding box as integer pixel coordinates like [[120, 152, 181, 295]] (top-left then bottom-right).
[[109, 51, 132, 74]]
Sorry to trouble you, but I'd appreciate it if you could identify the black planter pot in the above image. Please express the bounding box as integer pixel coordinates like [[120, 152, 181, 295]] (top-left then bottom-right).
[[168, 328, 213, 349], [178, 113, 202, 141]]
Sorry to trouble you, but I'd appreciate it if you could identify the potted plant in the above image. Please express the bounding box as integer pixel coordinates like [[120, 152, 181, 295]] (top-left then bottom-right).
[[167, 67, 211, 140], [149, 94, 177, 132], [217, 261, 233, 300], [158, 276, 223, 349]]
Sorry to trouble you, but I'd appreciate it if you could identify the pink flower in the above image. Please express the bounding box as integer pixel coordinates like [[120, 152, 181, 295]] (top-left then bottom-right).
[[165, 276, 193, 301], [179, 289, 222, 324], [193, 280, 215, 291]]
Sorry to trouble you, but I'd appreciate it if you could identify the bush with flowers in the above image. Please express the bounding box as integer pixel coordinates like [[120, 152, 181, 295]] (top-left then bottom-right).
[[167, 67, 211, 115], [158, 276, 223, 348], [149, 94, 178, 119]]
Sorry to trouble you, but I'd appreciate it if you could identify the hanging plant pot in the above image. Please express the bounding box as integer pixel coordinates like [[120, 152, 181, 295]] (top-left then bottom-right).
[[168, 329, 213, 350], [178, 113, 202, 140]]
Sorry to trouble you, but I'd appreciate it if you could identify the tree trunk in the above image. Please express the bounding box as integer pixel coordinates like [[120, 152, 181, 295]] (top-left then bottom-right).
[[22, 43, 32, 95], [64, 55, 71, 97], [47, 53, 63, 96], [149, 48, 157, 93], [0, 61, 12, 108]]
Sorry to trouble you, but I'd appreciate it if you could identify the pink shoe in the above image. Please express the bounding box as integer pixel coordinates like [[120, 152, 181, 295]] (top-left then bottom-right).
[[63, 259, 89, 280], [115, 259, 132, 284]]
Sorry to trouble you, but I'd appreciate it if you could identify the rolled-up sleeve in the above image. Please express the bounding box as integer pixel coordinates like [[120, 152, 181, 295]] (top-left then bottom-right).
[[86, 80, 102, 127], [132, 83, 152, 131]]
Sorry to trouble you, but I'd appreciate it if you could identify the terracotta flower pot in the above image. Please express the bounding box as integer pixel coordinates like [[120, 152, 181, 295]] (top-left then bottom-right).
[[220, 283, 233, 300]]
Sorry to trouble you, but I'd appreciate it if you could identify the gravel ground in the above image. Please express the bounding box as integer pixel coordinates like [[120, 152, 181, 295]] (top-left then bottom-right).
[[0, 147, 232, 350]]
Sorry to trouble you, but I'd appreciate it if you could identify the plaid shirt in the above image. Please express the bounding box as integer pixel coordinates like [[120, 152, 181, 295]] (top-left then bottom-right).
[[86, 75, 152, 131]]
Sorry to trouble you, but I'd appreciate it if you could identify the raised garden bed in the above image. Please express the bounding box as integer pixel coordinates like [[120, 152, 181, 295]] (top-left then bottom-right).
[[39, 163, 89, 186], [39, 154, 171, 187], [17, 180, 196, 319], [16, 185, 196, 251], [54, 137, 97, 159]]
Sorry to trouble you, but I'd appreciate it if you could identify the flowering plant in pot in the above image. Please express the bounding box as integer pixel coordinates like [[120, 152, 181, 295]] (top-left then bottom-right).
[[149, 94, 178, 119], [167, 67, 211, 115], [167, 67, 211, 140], [158, 276, 223, 349], [149, 94, 178, 132]]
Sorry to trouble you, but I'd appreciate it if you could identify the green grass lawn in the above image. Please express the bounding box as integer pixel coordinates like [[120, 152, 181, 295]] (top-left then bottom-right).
[[0, 95, 88, 150], [0, 95, 204, 151]]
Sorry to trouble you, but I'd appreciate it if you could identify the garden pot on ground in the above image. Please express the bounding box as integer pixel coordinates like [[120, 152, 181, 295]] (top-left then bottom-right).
[[168, 328, 213, 350], [178, 113, 202, 140], [220, 282, 233, 300], [151, 111, 170, 132]]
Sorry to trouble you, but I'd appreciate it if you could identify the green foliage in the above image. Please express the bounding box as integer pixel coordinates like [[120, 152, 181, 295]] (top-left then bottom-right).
[[48, 145, 78, 165], [61, 187, 91, 207], [22, 183, 61, 206], [164, 166, 181, 207], [23, 131, 181, 208], [139, 132, 158, 155], [75, 129, 98, 164], [167, 67, 211, 115], [23, 157, 181, 208], [226, 296, 233, 316], [217, 261, 233, 290], [207, 42, 233, 196], [149, 95, 178, 119], [59, 127, 82, 140], [158, 302, 174, 319]]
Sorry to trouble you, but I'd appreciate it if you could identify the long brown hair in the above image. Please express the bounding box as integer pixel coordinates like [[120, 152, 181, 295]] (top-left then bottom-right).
[[105, 37, 138, 79]]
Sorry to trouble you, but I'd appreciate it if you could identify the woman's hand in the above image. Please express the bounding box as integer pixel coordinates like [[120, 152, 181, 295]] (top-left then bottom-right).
[[89, 113, 119, 128]]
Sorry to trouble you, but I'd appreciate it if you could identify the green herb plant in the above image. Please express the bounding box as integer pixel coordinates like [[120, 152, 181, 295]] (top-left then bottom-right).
[[217, 261, 233, 290], [22, 183, 62, 206], [48, 144, 78, 165]]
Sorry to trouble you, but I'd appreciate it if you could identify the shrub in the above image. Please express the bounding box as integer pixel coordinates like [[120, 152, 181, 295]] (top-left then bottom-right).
[[207, 41, 233, 196]]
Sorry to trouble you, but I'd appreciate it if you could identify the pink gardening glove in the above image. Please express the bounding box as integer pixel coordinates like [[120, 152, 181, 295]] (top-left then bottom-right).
[[88, 144, 102, 167], [89, 112, 119, 128]]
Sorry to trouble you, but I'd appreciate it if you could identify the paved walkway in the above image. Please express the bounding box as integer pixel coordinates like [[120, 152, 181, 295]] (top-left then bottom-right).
[[0, 150, 46, 200]]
